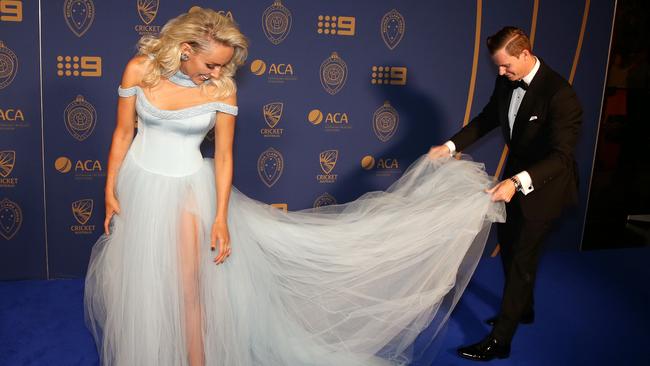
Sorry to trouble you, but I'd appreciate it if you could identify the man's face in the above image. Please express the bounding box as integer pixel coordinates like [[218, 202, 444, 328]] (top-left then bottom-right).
[[491, 48, 530, 81]]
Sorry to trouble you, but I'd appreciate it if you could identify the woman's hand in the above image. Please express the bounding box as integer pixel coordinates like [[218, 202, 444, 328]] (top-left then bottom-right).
[[211, 219, 231, 265], [104, 194, 121, 235], [428, 145, 451, 160]]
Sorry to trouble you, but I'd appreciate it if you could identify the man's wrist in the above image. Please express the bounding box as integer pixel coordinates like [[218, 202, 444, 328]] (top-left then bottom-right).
[[509, 176, 522, 192]]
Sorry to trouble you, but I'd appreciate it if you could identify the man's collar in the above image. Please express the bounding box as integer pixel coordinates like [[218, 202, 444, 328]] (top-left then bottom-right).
[[522, 57, 540, 85]]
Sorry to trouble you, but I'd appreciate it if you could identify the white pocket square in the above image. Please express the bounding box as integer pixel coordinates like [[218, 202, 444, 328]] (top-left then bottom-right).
[[529, 116, 538, 121]]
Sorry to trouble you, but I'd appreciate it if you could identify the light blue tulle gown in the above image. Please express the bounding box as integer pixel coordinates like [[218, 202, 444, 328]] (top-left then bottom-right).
[[84, 72, 505, 366]]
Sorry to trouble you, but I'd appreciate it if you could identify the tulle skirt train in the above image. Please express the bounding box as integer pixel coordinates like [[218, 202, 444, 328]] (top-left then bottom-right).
[[84, 152, 505, 365]]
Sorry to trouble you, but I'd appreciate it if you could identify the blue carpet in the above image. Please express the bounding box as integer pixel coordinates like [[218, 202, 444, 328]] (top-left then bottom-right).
[[1, 247, 648, 366]]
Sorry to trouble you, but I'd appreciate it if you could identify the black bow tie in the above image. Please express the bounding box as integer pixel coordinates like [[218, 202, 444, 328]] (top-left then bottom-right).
[[511, 80, 529, 90]]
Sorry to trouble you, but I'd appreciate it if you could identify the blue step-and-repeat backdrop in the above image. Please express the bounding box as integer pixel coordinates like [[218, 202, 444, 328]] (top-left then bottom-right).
[[1, 0, 615, 280]]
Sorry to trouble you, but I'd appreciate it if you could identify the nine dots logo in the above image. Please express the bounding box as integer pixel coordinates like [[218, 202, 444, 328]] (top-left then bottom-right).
[[371, 66, 407, 85], [56, 55, 102, 77], [317, 15, 355, 36]]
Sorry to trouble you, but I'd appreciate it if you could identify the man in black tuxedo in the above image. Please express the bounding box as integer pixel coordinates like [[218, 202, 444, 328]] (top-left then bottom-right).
[[428, 26, 582, 360]]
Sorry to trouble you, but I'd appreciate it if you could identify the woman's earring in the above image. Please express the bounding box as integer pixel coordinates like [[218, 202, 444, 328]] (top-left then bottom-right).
[[180, 53, 189, 62]]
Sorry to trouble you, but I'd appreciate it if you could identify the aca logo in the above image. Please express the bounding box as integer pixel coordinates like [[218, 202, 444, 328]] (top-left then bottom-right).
[[313, 192, 337, 208], [250, 59, 296, 83], [317, 15, 355, 36], [64, 0, 94, 37], [361, 155, 401, 176], [0, 197, 22, 240], [317, 150, 338, 184], [258, 147, 284, 188], [371, 66, 407, 85], [56, 55, 102, 77], [71, 198, 95, 234], [262, 0, 292, 45], [0, 107, 28, 131], [64, 95, 97, 141], [55, 156, 104, 180], [0, 0, 22, 22], [0, 41, 18, 89], [381, 9, 405, 50], [135, 0, 161, 35], [320, 52, 347, 95], [0, 151, 17, 188], [373, 101, 399, 142], [307, 109, 351, 132], [260, 102, 284, 137]]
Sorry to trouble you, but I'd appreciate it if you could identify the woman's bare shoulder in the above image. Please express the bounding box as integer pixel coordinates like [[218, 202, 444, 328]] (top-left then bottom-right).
[[120, 55, 152, 88]]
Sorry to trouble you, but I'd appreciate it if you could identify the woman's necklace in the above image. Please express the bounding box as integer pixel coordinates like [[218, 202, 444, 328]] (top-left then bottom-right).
[[168, 69, 199, 88]]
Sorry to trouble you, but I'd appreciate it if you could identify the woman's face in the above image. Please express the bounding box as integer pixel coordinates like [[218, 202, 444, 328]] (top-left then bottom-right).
[[179, 40, 235, 85]]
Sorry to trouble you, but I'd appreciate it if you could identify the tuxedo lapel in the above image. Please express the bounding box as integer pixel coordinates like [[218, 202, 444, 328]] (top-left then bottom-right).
[[500, 85, 514, 142]]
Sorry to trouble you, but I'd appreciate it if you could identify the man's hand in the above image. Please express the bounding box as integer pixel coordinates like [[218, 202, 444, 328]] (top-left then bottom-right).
[[486, 178, 517, 202], [428, 145, 451, 160]]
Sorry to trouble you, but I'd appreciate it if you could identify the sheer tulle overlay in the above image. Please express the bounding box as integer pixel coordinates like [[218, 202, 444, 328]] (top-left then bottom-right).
[[84, 151, 505, 366]]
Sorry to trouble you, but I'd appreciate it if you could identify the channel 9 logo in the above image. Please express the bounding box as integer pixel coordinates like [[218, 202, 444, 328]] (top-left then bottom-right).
[[371, 66, 407, 85], [0, 0, 22, 22], [317, 15, 355, 36], [56, 55, 102, 77]]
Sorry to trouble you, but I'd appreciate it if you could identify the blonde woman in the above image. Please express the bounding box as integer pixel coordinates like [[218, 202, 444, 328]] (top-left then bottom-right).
[[84, 7, 505, 366]]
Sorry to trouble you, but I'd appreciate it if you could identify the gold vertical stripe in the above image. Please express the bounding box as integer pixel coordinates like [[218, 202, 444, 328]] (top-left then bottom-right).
[[491, 0, 540, 257], [462, 0, 483, 127], [569, 0, 591, 84], [529, 0, 540, 47]]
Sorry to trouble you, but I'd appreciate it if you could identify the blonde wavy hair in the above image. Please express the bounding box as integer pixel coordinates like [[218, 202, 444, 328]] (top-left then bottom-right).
[[138, 7, 248, 98]]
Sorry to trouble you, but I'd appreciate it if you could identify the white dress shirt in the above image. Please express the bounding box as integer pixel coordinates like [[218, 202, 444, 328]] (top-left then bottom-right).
[[445, 58, 540, 195]]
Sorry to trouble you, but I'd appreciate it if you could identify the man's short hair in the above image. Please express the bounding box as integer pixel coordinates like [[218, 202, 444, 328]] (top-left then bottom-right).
[[487, 26, 532, 56]]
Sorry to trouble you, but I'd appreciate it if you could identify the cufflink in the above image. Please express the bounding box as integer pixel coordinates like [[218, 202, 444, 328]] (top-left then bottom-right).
[[529, 116, 538, 121]]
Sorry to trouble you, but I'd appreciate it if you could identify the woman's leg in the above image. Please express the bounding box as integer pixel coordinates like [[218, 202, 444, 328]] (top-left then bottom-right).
[[179, 209, 204, 366]]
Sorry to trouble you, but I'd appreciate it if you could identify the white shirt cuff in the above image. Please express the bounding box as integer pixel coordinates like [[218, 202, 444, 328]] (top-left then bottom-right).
[[516, 171, 534, 195], [444, 141, 456, 156]]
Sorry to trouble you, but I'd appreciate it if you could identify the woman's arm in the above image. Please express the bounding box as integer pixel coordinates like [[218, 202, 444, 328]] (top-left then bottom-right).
[[103, 56, 148, 234], [211, 92, 237, 264]]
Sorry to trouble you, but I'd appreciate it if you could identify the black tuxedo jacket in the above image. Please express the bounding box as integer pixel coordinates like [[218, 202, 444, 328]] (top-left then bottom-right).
[[450, 60, 582, 220]]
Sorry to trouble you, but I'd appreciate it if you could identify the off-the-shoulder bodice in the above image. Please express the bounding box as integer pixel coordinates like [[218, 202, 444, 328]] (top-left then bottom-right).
[[118, 85, 237, 177]]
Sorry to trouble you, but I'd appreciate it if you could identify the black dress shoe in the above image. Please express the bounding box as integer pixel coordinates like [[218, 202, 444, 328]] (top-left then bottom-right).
[[485, 311, 535, 326], [457, 335, 511, 361]]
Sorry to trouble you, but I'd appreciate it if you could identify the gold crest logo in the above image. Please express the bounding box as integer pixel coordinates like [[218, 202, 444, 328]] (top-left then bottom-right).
[[63, 0, 95, 37], [371, 66, 407, 85], [72, 199, 93, 225], [313, 192, 337, 208], [258, 147, 284, 188], [0, 150, 15, 178], [0, 41, 18, 89], [319, 150, 339, 174], [0, 197, 22, 240], [261, 102, 284, 137], [0, 150, 17, 187], [373, 101, 399, 142], [64, 95, 97, 141], [137, 0, 158, 25], [381, 9, 405, 50], [1, 0, 23, 22], [317, 15, 355, 36], [263, 102, 283, 129], [320, 52, 347, 95], [263, 0, 292, 45]]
